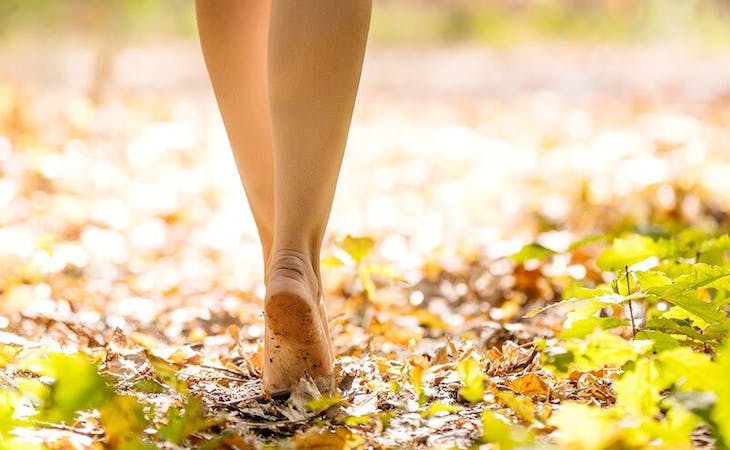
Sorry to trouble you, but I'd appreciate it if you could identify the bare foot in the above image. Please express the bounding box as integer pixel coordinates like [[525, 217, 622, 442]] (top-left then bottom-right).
[[263, 250, 334, 397]]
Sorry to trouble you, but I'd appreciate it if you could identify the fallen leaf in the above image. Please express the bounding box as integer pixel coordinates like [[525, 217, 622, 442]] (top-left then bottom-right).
[[505, 373, 549, 397]]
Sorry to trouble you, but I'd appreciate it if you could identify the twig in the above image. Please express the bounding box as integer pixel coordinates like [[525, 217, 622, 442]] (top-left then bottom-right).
[[191, 372, 247, 383], [196, 364, 248, 379], [215, 394, 266, 406], [625, 265, 637, 337], [62, 322, 104, 348], [31, 420, 105, 437], [234, 415, 317, 429]]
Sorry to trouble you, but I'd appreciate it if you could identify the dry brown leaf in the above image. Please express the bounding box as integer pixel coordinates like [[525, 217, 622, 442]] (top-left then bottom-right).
[[506, 373, 549, 397]]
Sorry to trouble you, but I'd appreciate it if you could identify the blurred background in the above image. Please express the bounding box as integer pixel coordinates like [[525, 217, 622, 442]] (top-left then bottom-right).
[[2, 0, 730, 311], [3, 3, 730, 447], [3, 0, 730, 44]]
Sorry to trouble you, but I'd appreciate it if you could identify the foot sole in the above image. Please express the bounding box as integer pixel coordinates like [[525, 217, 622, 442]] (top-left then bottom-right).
[[263, 285, 334, 396]]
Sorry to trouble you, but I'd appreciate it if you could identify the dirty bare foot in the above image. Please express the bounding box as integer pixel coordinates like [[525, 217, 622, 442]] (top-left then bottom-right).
[[263, 250, 334, 397]]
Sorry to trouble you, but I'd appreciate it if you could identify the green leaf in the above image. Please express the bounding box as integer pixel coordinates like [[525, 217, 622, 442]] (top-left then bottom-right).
[[457, 357, 485, 403], [670, 342, 730, 449], [673, 391, 720, 448], [525, 287, 636, 319], [704, 321, 730, 343], [510, 243, 557, 264], [674, 228, 709, 252], [542, 348, 574, 374], [664, 263, 730, 289], [644, 264, 729, 323], [568, 234, 607, 251], [100, 395, 155, 450], [634, 330, 680, 353], [306, 394, 342, 413], [645, 317, 713, 344], [550, 404, 622, 449], [344, 415, 371, 426], [700, 234, 730, 255], [159, 397, 216, 445], [562, 284, 614, 300], [639, 404, 699, 449], [27, 353, 111, 423], [596, 235, 669, 271], [615, 358, 661, 418], [561, 317, 628, 339], [376, 411, 395, 429], [706, 340, 730, 448], [662, 306, 710, 330], [656, 347, 713, 391], [0, 390, 19, 438], [481, 411, 532, 450], [132, 378, 165, 394], [389, 380, 399, 392], [634, 270, 672, 291], [495, 390, 537, 424], [566, 331, 641, 372], [145, 352, 188, 394]]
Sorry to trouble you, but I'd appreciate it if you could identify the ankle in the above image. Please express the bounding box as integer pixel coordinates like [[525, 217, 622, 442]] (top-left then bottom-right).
[[266, 247, 319, 288]]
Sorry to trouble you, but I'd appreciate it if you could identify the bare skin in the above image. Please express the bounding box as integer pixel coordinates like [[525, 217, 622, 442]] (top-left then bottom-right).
[[196, 0, 371, 396]]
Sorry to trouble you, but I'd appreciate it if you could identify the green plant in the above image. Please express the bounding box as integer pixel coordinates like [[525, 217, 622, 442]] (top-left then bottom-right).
[[519, 229, 730, 448]]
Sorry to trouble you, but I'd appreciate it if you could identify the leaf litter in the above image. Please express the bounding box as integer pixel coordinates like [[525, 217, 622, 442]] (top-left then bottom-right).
[[1, 42, 730, 448]]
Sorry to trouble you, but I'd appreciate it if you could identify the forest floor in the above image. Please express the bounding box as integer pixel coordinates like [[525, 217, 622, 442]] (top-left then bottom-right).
[[1, 42, 730, 449]]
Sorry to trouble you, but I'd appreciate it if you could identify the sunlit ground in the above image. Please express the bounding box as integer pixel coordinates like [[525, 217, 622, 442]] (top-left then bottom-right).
[[2, 32, 730, 447]]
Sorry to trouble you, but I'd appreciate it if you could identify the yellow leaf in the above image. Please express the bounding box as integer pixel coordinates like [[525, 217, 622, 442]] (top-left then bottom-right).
[[422, 401, 463, 417], [457, 357, 485, 403], [291, 427, 365, 450], [550, 403, 623, 450], [306, 394, 343, 413], [495, 390, 537, 424], [409, 363, 426, 404]]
